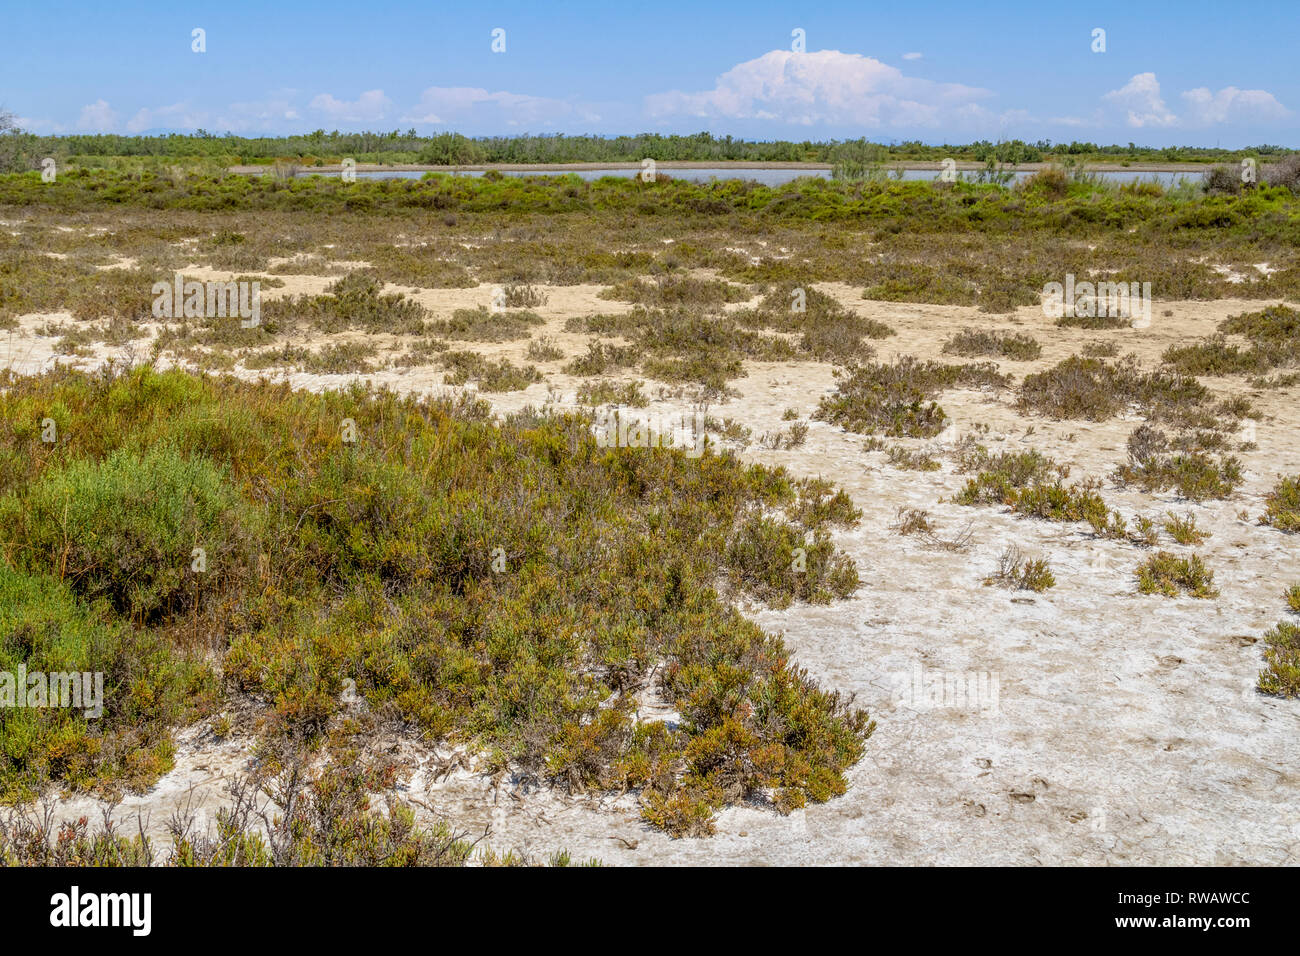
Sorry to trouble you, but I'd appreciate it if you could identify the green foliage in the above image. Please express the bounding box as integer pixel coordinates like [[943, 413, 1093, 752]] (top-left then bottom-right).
[[1114, 451, 1241, 501], [429, 306, 544, 342], [942, 328, 1041, 361], [0, 565, 214, 800], [1287, 584, 1300, 614], [600, 274, 750, 308], [0, 365, 871, 832], [985, 546, 1055, 592], [1135, 552, 1218, 598], [264, 272, 428, 335], [1164, 512, 1210, 545], [815, 357, 1008, 438], [2, 444, 253, 620], [575, 380, 648, 407], [1260, 475, 1300, 532], [439, 351, 542, 391], [1257, 621, 1300, 698], [1163, 305, 1300, 376], [1019, 355, 1213, 424]]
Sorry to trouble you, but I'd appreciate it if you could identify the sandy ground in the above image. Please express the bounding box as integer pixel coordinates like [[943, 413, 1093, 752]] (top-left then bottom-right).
[[3, 276, 1298, 866]]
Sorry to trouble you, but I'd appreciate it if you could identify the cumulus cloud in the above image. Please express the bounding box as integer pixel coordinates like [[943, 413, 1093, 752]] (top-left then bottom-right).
[[308, 89, 392, 123], [76, 99, 119, 131], [643, 49, 992, 128], [901, 52, 923, 61], [1180, 85, 1289, 125], [126, 102, 198, 133], [1101, 73, 1177, 128], [1101, 73, 1289, 128], [400, 87, 599, 127], [218, 94, 301, 130]]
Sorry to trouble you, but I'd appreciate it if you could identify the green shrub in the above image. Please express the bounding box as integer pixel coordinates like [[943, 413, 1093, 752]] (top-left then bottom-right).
[[429, 306, 544, 342], [439, 351, 542, 391], [0, 565, 215, 799], [985, 546, 1055, 592], [1019, 356, 1211, 423], [1287, 584, 1300, 614], [1260, 475, 1300, 532], [815, 357, 1008, 438], [724, 516, 859, 608], [1164, 511, 1210, 545], [943, 328, 1041, 361], [2, 445, 253, 620], [1135, 552, 1218, 598], [1257, 621, 1300, 698], [0, 365, 872, 834], [263, 272, 427, 335]]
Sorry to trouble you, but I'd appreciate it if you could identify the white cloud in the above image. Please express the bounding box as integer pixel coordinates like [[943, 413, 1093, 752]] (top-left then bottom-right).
[[901, 52, 923, 61], [400, 87, 598, 127], [125, 102, 199, 133], [1180, 85, 1289, 125], [1101, 73, 1177, 128], [643, 49, 992, 128], [217, 94, 302, 131], [76, 99, 119, 131], [1101, 73, 1288, 129], [308, 90, 392, 123]]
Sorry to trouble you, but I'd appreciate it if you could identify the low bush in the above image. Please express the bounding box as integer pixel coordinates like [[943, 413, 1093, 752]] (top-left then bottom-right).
[[985, 545, 1055, 592], [815, 357, 1008, 438], [1257, 621, 1300, 698], [0, 365, 873, 835], [1135, 551, 1218, 598], [942, 328, 1042, 361], [1260, 475, 1300, 532]]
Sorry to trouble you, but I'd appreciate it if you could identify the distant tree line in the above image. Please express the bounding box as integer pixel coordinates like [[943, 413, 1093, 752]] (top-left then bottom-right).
[[0, 120, 1292, 172]]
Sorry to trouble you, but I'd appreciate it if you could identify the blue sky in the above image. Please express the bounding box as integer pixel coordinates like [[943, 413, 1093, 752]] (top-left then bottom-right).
[[4, 0, 1296, 145]]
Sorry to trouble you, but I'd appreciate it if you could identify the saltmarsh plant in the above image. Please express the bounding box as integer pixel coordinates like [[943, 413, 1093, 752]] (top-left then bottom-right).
[[599, 274, 750, 308], [1113, 426, 1242, 500], [1284, 584, 1300, 614], [1164, 511, 1211, 545], [1260, 475, 1300, 532], [1256, 621, 1300, 698], [724, 517, 859, 608], [301, 341, 379, 374], [942, 328, 1042, 361], [575, 379, 648, 407], [1018, 355, 1211, 423], [563, 340, 639, 376], [814, 356, 1009, 438], [885, 445, 941, 471], [0, 443, 255, 621], [525, 336, 564, 362], [439, 351, 542, 391], [428, 306, 544, 342], [954, 446, 1143, 541], [0, 564, 216, 801], [985, 545, 1055, 592], [742, 282, 895, 363], [0, 739, 576, 866], [262, 271, 428, 335], [1162, 305, 1300, 377], [1135, 552, 1219, 598], [0, 365, 871, 834]]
